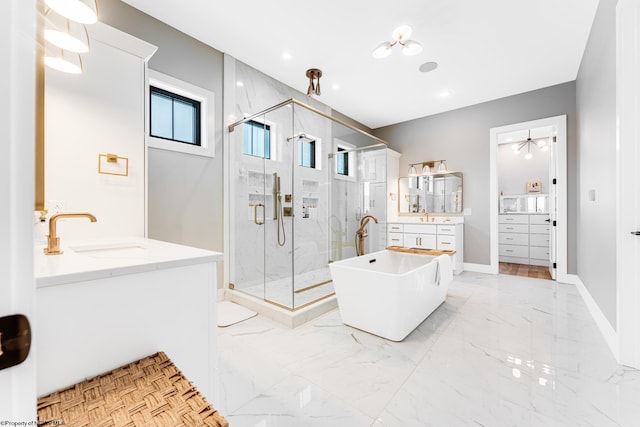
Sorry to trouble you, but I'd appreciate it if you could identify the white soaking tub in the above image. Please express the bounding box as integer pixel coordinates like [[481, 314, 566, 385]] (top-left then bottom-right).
[[329, 250, 452, 341]]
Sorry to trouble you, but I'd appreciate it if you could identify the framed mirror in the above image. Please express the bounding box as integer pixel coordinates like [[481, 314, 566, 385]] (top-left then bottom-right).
[[398, 172, 463, 214]]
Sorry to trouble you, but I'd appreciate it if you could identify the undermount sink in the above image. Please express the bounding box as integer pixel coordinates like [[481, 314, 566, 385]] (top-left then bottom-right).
[[69, 242, 150, 258]]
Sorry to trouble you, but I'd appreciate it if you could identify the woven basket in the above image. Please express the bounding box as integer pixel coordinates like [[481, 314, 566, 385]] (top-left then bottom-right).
[[38, 352, 228, 427]]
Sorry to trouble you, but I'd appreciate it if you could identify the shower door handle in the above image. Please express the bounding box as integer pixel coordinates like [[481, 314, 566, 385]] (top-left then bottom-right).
[[254, 203, 265, 225]]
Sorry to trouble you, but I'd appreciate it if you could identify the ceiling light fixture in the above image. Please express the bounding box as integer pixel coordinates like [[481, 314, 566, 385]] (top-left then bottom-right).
[[306, 68, 322, 96], [45, 0, 98, 24], [511, 129, 549, 159], [372, 25, 423, 59]]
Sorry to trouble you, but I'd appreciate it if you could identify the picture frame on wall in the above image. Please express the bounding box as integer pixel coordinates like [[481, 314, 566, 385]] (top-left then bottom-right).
[[526, 180, 542, 193]]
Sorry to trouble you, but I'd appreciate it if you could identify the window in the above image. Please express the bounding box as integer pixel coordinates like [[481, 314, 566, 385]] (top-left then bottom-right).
[[299, 138, 316, 168], [150, 86, 201, 146], [148, 70, 215, 158], [243, 120, 271, 159], [337, 147, 349, 176]]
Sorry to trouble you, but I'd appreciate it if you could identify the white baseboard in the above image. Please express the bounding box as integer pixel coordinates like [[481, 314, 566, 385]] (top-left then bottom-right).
[[463, 263, 497, 274], [570, 274, 619, 360]]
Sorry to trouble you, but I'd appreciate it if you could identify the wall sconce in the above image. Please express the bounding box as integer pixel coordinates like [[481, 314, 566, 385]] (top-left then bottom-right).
[[389, 192, 397, 201], [408, 160, 447, 176]]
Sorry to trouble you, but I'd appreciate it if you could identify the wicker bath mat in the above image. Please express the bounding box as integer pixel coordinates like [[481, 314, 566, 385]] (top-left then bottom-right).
[[37, 352, 228, 427]]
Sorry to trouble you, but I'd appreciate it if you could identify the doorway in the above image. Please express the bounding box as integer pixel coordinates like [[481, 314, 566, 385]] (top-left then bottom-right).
[[489, 115, 568, 281]]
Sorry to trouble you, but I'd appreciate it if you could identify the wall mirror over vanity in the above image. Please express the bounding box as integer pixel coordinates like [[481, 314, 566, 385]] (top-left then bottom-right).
[[398, 172, 463, 214], [388, 166, 464, 275]]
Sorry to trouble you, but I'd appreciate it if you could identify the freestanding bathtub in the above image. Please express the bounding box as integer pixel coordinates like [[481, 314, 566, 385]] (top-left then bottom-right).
[[329, 249, 452, 341]]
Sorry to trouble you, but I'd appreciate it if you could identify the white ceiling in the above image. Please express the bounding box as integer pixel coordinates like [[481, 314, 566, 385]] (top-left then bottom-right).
[[120, 0, 599, 129]]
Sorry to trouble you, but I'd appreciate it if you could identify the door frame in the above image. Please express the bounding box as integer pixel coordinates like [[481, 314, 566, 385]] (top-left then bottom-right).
[[0, 0, 37, 418], [616, 0, 640, 369], [489, 115, 568, 280]]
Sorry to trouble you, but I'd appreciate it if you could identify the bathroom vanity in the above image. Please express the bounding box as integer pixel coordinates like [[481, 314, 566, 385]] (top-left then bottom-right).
[[34, 238, 223, 402], [387, 221, 464, 274]]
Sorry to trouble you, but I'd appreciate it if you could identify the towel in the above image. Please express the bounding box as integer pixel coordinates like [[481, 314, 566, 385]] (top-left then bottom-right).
[[435, 254, 453, 287]]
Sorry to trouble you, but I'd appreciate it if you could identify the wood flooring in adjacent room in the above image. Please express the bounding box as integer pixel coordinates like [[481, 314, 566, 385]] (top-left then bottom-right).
[[499, 262, 552, 280]]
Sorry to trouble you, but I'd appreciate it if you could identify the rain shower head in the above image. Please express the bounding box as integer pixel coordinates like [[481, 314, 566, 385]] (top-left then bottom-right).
[[287, 133, 310, 142]]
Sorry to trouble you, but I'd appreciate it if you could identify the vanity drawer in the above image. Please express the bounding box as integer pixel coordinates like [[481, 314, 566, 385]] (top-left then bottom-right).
[[437, 235, 457, 250], [437, 224, 457, 235], [404, 233, 436, 249], [388, 223, 404, 233], [499, 223, 528, 233], [530, 233, 550, 247], [499, 244, 528, 258], [387, 232, 404, 246], [499, 214, 528, 224], [499, 233, 528, 246], [530, 246, 549, 260], [530, 224, 549, 234], [529, 215, 550, 225], [404, 224, 437, 234]]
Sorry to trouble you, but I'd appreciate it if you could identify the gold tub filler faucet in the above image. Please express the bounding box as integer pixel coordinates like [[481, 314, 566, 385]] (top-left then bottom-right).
[[355, 214, 378, 256], [44, 213, 97, 255]]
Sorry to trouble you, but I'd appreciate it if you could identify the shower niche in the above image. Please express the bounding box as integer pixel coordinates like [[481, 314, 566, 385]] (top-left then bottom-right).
[[228, 99, 390, 313]]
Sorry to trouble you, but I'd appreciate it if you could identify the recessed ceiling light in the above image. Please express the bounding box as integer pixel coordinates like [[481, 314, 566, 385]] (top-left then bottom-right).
[[236, 81, 244, 87], [282, 52, 292, 60], [506, 138, 513, 142], [440, 90, 451, 97], [419, 62, 438, 73], [332, 84, 340, 90]]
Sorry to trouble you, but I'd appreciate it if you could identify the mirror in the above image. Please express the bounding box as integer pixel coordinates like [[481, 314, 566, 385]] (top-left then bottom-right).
[[398, 172, 463, 214]]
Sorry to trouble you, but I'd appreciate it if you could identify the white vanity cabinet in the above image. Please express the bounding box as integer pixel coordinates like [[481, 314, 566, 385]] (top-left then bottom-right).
[[387, 222, 464, 274], [499, 214, 550, 266], [403, 224, 437, 249]]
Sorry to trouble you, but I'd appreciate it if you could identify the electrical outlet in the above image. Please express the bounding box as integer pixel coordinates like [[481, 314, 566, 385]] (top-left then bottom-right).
[[463, 208, 472, 216], [45, 200, 65, 215]]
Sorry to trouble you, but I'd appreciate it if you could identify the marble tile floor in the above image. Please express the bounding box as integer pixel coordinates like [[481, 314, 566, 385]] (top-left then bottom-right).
[[216, 272, 640, 427]]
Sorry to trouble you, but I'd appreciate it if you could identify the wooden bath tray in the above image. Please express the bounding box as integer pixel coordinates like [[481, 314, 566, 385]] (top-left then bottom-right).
[[386, 246, 456, 256]]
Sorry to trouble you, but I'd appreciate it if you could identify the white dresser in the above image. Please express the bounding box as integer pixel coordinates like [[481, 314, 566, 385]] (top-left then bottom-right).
[[499, 214, 550, 266], [388, 222, 464, 274]]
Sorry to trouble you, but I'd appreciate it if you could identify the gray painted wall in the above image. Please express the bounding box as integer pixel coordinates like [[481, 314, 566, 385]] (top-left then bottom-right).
[[576, 0, 618, 328], [99, 0, 225, 283], [374, 82, 577, 269]]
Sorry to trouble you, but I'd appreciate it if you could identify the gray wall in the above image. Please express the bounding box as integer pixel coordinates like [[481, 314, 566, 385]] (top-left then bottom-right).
[[576, 0, 618, 328], [374, 82, 577, 269], [99, 0, 224, 258]]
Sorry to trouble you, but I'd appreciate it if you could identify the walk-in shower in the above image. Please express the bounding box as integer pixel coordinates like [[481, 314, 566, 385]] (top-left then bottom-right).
[[228, 98, 390, 311]]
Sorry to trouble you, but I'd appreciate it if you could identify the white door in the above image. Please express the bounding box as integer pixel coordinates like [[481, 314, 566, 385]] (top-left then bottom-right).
[[0, 0, 38, 418], [548, 133, 558, 280], [617, 0, 640, 369]]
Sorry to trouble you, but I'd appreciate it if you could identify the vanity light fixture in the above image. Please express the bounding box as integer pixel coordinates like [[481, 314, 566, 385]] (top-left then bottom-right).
[[44, 8, 90, 53], [372, 25, 423, 59], [45, 0, 98, 24], [408, 160, 446, 176], [511, 129, 548, 160], [44, 41, 83, 74]]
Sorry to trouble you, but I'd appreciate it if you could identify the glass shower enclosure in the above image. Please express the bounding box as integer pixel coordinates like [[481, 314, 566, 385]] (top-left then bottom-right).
[[228, 98, 389, 310]]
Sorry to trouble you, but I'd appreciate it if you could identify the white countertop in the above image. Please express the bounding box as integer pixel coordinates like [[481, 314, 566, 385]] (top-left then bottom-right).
[[35, 237, 223, 288], [392, 217, 464, 224]]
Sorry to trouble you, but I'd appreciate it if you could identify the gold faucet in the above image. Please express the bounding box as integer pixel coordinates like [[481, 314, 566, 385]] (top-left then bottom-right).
[[44, 213, 97, 255], [355, 214, 378, 256]]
